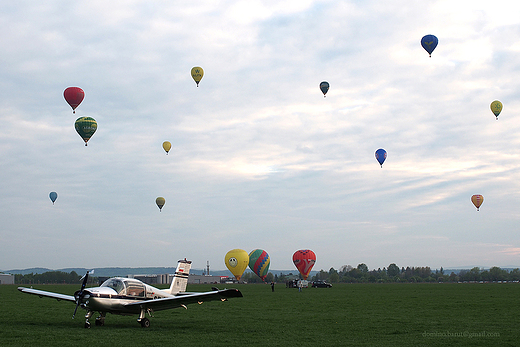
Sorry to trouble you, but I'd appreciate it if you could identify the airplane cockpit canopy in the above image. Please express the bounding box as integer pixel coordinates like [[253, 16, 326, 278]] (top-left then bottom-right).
[[100, 278, 125, 294], [100, 278, 146, 297]]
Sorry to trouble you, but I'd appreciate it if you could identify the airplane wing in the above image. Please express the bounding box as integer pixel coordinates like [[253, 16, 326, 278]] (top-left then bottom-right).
[[124, 288, 242, 311], [18, 287, 76, 302]]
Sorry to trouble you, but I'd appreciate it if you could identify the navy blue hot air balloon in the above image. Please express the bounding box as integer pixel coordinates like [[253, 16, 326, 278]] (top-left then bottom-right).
[[49, 192, 58, 205], [421, 35, 438, 57], [375, 149, 387, 168], [320, 81, 329, 97]]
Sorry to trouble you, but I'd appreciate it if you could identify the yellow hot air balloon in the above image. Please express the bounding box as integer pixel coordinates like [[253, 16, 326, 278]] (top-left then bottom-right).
[[471, 194, 484, 211], [191, 66, 204, 87], [156, 197, 165, 211], [490, 100, 502, 120], [225, 249, 249, 281], [162, 141, 171, 154]]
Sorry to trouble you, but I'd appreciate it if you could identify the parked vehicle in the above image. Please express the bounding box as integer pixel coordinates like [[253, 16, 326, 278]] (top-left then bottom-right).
[[311, 280, 332, 288]]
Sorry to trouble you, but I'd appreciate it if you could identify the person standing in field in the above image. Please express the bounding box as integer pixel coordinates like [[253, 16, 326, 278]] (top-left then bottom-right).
[[271, 282, 275, 292]]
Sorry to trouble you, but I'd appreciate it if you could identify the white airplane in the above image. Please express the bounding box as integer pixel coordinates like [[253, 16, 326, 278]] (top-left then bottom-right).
[[18, 259, 242, 328]]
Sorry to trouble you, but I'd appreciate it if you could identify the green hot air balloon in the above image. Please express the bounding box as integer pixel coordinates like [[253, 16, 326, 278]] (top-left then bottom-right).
[[75, 117, 97, 146]]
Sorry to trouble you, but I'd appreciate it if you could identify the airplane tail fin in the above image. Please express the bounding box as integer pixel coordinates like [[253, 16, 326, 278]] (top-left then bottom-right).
[[168, 259, 192, 295]]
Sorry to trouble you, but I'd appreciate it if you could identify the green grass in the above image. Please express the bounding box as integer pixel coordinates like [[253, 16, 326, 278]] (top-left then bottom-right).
[[1, 283, 518, 346]]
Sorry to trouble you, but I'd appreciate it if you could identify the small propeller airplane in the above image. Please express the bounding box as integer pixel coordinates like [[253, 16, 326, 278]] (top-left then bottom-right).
[[18, 259, 242, 328]]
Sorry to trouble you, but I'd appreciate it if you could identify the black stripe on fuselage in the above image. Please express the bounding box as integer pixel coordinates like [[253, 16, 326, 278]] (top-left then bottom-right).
[[91, 293, 158, 301]]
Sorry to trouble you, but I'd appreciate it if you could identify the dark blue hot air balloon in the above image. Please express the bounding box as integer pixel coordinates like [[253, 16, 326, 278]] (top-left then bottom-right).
[[375, 149, 387, 168], [49, 191, 58, 204], [421, 35, 438, 57], [320, 81, 329, 97]]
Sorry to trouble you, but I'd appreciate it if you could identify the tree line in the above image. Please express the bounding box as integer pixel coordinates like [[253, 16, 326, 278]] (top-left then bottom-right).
[[243, 264, 520, 284], [14, 264, 520, 285], [15, 271, 91, 284], [305, 264, 520, 283]]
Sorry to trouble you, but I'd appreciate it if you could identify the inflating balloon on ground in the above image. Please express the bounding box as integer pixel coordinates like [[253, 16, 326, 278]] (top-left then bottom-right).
[[248, 249, 270, 281], [225, 249, 249, 281], [292, 249, 316, 280]]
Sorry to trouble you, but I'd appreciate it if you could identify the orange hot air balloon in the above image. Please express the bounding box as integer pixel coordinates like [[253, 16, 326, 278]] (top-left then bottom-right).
[[292, 249, 316, 280], [471, 194, 484, 211]]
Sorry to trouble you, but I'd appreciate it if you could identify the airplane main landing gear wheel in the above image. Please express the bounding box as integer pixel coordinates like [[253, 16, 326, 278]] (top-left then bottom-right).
[[140, 318, 150, 328], [95, 318, 105, 326], [84, 322, 91, 329]]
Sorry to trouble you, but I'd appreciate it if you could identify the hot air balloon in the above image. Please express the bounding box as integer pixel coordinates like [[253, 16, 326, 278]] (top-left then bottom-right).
[[320, 81, 329, 97], [225, 249, 249, 281], [191, 67, 204, 87], [64, 87, 85, 113], [156, 197, 165, 211], [74, 117, 97, 146], [375, 148, 387, 168], [421, 35, 438, 57], [248, 249, 270, 282], [471, 194, 484, 211], [49, 192, 57, 205], [162, 141, 172, 154], [490, 100, 503, 120], [292, 249, 316, 280]]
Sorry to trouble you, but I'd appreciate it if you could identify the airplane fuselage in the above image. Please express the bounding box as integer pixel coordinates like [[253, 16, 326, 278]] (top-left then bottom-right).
[[82, 278, 172, 315]]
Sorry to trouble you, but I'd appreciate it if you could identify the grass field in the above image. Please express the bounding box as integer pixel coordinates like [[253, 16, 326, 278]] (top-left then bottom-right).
[[1, 282, 517, 346]]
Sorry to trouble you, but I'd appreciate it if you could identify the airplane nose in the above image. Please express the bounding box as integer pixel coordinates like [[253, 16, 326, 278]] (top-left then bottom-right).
[[74, 290, 91, 303]]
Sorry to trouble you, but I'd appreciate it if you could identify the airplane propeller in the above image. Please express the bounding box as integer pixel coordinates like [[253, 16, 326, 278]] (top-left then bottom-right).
[[73, 270, 93, 318]]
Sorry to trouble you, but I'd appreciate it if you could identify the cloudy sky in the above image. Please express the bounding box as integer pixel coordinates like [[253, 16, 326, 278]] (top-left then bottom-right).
[[2, 0, 520, 273]]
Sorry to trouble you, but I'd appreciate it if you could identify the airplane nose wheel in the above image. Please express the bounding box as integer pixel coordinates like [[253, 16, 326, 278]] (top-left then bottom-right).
[[139, 318, 150, 328], [84, 311, 93, 328]]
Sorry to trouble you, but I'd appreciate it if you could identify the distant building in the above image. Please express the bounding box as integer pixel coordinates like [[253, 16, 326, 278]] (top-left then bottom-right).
[[0, 274, 14, 285], [128, 274, 171, 285], [188, 274, 224, 284]]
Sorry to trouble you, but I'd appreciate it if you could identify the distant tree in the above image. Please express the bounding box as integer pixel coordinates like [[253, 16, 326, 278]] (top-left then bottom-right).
[[464, 267, 481, 282], [328, 268, 339, 283], [489, 266, 507, 281], [348, 268, 362, 279], [509, 268, 520, 281], [387, 263, 400, 277], [357, 263, 368, 274], [448, 272, 459, 282], [339, 265, 353, 274]]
